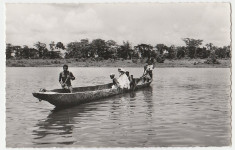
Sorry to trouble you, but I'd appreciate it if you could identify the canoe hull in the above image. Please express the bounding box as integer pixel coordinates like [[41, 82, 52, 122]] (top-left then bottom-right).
[[32, 82, 151, 107]]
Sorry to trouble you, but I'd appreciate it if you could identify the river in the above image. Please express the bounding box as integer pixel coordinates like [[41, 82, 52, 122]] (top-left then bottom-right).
[[6, 67, 231, 147]]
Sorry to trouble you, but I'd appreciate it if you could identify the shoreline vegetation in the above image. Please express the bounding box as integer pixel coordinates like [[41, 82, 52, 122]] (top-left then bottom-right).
[[6, 58, 231, 68], [6, 38, 231, 68]]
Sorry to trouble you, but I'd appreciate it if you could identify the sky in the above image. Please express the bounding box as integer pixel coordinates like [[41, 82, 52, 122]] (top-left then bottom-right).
[[6, 3, 231, 48]]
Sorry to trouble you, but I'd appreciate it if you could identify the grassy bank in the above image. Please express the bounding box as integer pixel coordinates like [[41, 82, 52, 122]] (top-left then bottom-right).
[[6, 58, 231, 68]]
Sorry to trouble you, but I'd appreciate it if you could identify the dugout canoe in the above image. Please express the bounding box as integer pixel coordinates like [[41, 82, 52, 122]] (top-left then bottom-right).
[[32, 81, 151, 107]]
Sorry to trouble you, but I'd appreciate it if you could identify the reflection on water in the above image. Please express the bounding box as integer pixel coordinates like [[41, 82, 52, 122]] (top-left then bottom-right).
[[32, 88, 154, 147], [33, 106, 98, 146], [6, 68, 231, 147]]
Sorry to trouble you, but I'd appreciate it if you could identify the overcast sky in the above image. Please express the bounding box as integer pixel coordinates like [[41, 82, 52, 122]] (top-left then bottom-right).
[[6, 3, 231, 47]]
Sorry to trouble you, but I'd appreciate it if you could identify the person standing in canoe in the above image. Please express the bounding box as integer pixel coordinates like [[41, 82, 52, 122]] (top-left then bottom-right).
[[142, 64, 152, 83], [59, 64, 75, 93], [146, 57, 154, 78]]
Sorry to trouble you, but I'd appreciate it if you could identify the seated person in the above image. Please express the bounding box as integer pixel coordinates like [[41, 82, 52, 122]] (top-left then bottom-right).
[[118, 68, 121, 77], [125, 71, 131, 81], [129, 75, 136, 90], [117, 68, 130, 89], [110, 73, 120, 89]]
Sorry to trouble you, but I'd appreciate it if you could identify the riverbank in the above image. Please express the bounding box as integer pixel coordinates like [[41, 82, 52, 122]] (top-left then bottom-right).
[[6, 58, 231, 68]]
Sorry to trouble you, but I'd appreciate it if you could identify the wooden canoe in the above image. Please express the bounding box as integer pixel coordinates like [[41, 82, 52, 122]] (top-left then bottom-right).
[[32, 81, 151, 108]]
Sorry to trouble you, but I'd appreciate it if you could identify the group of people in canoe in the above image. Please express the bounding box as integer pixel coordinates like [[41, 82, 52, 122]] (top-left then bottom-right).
[[59, 59, 154, 93], [109, 64, 153, 90], [109, 68, 131, 89]]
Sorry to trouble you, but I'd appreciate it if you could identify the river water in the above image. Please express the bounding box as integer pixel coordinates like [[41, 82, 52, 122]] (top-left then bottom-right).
[[6, 67, 231, 147]]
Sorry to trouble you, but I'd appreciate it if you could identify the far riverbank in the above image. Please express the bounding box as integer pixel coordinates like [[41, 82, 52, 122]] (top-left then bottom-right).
[[6, 58, 231, 68]]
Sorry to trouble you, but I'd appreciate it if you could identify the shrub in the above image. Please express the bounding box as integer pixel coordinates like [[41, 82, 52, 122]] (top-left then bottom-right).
[[204, 59, 220, 64], [156, 55, 165, 63], [66, 60, 72, 63], [52, 60, 60, 64], [17, 60, 24, 63], [204, 51, 220, 64], [11, 62, 25, 67], [132, 59, 138, 64], [140, 59, 145, 63]]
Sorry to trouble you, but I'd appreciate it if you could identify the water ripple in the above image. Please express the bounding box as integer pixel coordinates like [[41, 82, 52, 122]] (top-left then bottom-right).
[[6, 67, 231, 147]]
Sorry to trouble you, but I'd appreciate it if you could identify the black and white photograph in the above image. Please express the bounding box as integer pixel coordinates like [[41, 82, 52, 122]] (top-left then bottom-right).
[[1, 0, 233, 149]]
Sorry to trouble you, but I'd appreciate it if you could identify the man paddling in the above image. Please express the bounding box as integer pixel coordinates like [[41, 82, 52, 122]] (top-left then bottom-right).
[[59, 64, 75, 93]]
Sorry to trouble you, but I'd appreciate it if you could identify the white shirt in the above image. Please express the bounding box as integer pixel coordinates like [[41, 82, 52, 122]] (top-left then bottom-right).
[[117, 74, 130, 89], [147, 65, 154, 71]]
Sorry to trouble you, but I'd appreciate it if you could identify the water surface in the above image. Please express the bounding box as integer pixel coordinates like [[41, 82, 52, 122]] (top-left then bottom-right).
[[6, 67, 231, 147]]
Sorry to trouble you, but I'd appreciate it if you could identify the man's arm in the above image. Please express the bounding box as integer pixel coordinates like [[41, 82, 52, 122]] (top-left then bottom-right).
[[70, 72, 75, 80], [59, 72, 63, 84], [114, 78, 120, 87]]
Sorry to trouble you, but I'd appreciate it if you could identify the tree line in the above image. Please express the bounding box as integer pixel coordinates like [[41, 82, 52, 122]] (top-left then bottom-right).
[[6, 38, 231, 63]]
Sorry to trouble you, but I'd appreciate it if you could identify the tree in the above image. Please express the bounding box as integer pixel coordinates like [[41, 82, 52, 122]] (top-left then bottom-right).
[[66, 42, 82, 58], [80, 39, 92, 58], [118, 41, 133, 59], [90, 39, 107, 59], [66, 40, 91, 59], [215, 47, 227, 58], [134, 44, 153, 59], [176, 46, 186, 59], [156, 44, 167, 55], [182, 38, 203, 58], [28, 48, 39, 59], [34, 42, 48, 58], [166, 45, 176, 59], [225, 45, 231, 58], [47, 41, 63, 59], [205, 49, 220, 64], [13, 46, 22, 58], [106, 40, 118, 59], [196, 47, 209, 59], [49, 41, 55, 51], [21, 45, 30, 59], [55, 42, 65, 50], [205, 43, 213, 51], [6, 43, 13, 59]]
